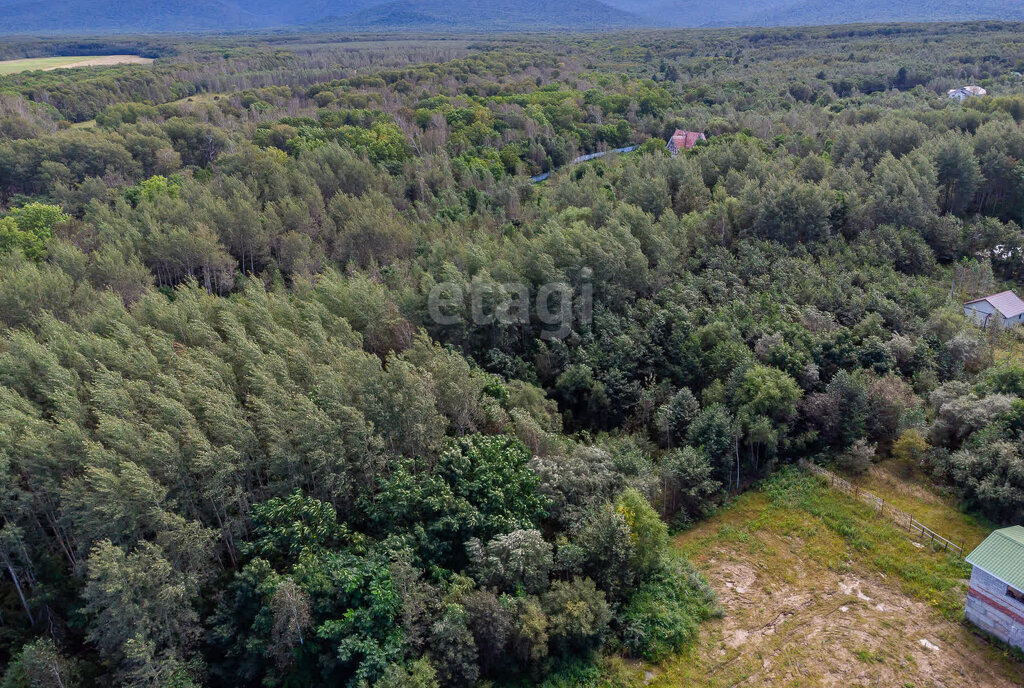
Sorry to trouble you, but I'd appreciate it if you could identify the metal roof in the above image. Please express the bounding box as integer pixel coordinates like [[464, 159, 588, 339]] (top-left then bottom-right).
[[667, 130, 705, 150], [948, 85, 987, 97], [964, 291, 1024, 319], [966, 526, 1024, 591]]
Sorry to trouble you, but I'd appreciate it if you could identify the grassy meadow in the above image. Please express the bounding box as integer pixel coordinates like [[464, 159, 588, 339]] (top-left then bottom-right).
[[618, 467, 1024, 688], [0, 54, 150, 74]]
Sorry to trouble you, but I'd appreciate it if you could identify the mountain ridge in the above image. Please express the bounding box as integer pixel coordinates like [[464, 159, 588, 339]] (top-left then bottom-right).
[[333, 0, 644, 31], [0, 0, 1022, 34], [600, 0, 1024, 29]]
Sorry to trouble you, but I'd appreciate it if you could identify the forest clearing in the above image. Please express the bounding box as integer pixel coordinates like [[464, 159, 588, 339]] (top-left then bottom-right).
[[0, 54, 151, 75], [656, 465, 1021, 687]]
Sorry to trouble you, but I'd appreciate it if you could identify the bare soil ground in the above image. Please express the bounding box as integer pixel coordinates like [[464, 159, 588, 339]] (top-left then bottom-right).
[[44, 55, 152, 70], [635, 465, 1024, 688]]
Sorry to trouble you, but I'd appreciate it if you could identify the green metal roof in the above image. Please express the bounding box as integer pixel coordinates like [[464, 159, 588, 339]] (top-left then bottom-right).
[[966, 526, 1024, 591]]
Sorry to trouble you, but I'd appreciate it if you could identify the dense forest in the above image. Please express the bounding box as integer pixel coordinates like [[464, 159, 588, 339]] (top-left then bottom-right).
[[1, 21, 1024, 688]]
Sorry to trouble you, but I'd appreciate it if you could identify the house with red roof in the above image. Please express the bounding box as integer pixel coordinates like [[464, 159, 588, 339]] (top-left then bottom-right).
[[964, 290, 1024, 328], [666, 129, 706, 156]]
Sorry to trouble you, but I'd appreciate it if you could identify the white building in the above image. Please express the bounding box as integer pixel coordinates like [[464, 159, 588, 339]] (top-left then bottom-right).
[[948, 85, 987, 102], [964, 526, 1024, 651], [963, 291, 1024, 328]]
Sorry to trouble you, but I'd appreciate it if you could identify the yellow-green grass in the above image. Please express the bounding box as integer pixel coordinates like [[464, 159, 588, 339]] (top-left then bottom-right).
[[995, 332, 1024, 367], [605, 468, 1022, 688], [0, 56, 89, 74], [756, 470, 973, 619], [0, 55, 151, 75], [844, 457, 997, 555], [167, 92, 226, 107]]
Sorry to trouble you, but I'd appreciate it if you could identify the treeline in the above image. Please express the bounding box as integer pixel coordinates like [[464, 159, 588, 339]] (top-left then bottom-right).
[[0, 36, 172, 62]]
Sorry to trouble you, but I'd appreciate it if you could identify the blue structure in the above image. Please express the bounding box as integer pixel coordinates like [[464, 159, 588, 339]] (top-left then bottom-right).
[[530, 145, 638, 183]]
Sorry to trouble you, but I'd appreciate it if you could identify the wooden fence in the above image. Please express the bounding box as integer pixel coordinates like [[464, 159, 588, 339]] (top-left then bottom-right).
[[799, 460, 965, 557]]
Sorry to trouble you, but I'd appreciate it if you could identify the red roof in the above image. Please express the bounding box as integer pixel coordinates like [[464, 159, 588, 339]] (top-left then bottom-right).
[[965, 290, 1024, 318], [668, 129, 705, 150]]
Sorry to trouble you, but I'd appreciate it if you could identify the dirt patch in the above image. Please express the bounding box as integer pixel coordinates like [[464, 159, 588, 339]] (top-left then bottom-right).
[[656, 491, 1023, 688], [695, 541, 1012, 686], [42, 55, 152, 70]]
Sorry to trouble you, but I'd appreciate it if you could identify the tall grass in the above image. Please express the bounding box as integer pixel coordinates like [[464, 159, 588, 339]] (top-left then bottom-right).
[[763, 468, 972, 619]]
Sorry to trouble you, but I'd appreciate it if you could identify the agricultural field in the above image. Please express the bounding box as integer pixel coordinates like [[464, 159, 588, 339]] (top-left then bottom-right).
[[0, 54, 151, 75]]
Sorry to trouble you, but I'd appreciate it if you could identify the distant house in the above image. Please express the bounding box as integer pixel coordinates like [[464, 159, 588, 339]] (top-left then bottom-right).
[[948, 85, 987, 102], [964, 526, 1024, 651], [666, 129, 706, 156], [963, 291, 1024, 328]]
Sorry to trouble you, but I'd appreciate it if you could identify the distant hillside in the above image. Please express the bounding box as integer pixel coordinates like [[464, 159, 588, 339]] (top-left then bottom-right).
[[336, 0, 643, 31], [601, 0, 1024, 27], [0, 0, 388, 34], [0, 0, 1023, 34], [0, 0, 263, 33], [759, 0, 1024, 26], [0, 0, 644, 33]]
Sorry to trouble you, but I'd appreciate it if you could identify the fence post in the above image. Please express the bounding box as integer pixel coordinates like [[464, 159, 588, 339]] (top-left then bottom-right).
[[805, 463, 963, 559]]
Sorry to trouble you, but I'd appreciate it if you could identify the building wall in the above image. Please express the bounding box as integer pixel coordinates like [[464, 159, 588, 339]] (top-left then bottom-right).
[[964, 300, 995, 326], [965, 566, 1024, 650], [963, 301, 1023, 329]]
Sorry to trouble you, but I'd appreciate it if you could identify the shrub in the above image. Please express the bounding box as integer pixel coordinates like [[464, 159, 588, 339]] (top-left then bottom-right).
[[836, 439, 876, 475], [617, 555, 720, 662]]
